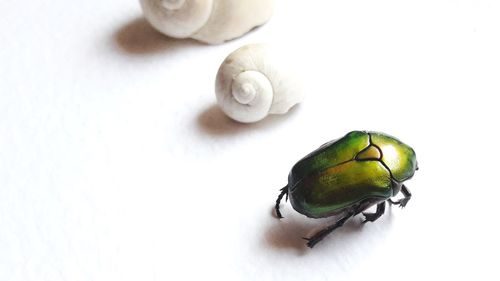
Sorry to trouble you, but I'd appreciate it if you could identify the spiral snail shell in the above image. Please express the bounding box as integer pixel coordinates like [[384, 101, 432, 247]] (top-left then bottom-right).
[[215, 44, 304, 123], [139, 0, 275, 44]]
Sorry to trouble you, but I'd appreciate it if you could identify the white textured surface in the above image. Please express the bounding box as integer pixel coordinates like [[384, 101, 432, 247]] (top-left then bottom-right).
[[1, 1, 499, 280]]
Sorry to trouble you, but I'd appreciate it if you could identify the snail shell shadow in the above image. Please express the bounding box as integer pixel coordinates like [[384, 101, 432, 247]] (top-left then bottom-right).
[[264, 205, 395, 254], [196, 104, 302, 136], [114, 17, 202, 55]]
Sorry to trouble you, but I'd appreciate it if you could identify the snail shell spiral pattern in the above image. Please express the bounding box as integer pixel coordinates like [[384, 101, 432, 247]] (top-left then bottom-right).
[[215, 44, 304, 123], [140, 0, 275, 44]]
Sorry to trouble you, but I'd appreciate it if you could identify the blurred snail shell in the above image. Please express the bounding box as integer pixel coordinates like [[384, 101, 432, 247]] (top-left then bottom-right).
[[215, 44, 304, 123], [139, 0, 275, 44]]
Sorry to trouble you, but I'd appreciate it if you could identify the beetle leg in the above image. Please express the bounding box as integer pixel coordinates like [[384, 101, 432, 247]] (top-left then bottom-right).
[[362, 202, 386, 223], [388, 185, 412, 208], [275, 186, 288, 219], [303, 213, 353, 248]]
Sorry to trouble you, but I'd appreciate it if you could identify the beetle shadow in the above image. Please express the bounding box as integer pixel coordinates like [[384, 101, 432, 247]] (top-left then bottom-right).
[[264, 205, 395, 255], [113, 17, 203, 55], [196, 104, 302, 136]]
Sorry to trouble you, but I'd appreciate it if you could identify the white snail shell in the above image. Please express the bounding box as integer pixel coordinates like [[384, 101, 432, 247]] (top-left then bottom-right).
[[139, 0, 275, 44], [215, 44, 304, 123]]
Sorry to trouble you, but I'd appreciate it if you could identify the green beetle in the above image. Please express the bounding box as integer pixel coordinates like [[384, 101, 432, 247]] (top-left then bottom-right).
[[275, 131, 418, 248]]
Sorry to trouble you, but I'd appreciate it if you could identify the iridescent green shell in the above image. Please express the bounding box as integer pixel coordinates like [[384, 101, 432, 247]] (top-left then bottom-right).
[[288, 131, 417, 218]]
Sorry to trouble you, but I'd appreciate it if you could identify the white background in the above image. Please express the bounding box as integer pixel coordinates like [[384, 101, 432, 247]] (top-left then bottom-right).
[[1, 0, 499, 280]]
